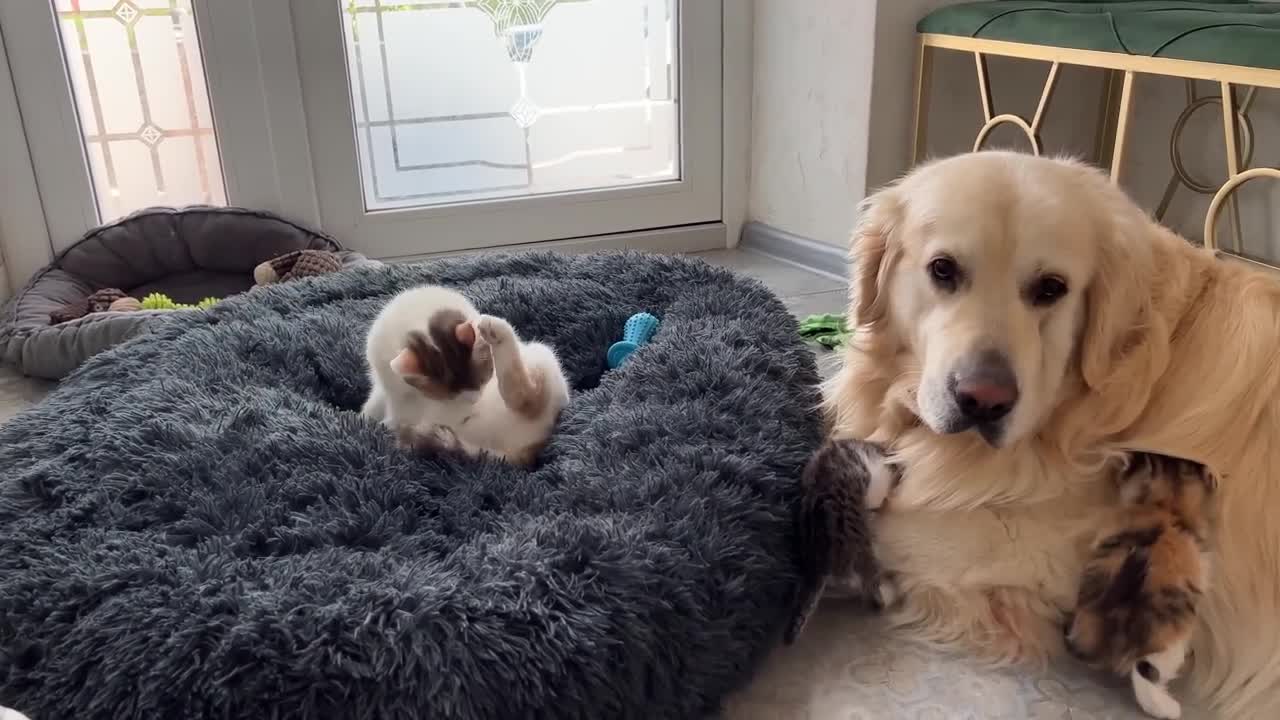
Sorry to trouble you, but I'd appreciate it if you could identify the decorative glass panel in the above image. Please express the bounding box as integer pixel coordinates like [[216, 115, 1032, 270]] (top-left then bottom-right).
[[53, 0, 226, 222], [340, 0, 679, 210]]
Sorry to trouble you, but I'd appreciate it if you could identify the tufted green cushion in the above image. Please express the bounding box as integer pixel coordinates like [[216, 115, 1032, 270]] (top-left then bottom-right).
[[918, 1, 1280, 70]]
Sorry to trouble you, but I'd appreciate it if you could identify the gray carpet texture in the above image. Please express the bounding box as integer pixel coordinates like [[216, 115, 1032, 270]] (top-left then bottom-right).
[[0, 251, 824, 720]]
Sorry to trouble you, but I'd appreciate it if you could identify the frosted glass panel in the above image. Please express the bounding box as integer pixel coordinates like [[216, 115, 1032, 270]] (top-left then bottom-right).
[[340, 0, 679, 210], [53, 0, 226, 222]]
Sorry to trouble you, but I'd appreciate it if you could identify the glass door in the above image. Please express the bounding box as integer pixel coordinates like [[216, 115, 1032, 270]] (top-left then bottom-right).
[[1, 0, 724, 261], [293, 0, 723, 258]]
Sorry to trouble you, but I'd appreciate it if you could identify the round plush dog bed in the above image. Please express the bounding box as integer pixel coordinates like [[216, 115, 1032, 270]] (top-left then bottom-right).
[[0, 252, 821, 719], [0, 206, 376, 380]]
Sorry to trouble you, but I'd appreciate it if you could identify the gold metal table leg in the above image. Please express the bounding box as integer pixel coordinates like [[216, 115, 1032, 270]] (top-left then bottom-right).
[[912, 38, 935, 164], [1109, 71, 1136, 183]]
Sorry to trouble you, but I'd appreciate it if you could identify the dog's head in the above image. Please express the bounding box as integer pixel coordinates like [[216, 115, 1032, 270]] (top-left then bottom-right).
[[848, 152, 1165, 448]]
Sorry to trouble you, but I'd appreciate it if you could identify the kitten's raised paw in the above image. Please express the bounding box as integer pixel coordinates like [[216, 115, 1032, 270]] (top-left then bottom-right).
[[476, 315, 515, 347]]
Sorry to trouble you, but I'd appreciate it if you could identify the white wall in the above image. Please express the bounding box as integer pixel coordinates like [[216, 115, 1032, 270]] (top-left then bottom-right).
[[0, 24, 52, 302], [747, 0, 877, 248], [749, 0, 1280, 260], [0, 250, 9, 304]]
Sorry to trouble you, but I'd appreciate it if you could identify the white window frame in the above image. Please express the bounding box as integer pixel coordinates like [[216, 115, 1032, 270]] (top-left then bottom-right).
[[0, 1, 98, 256], [0, 22, 54, 292], [291, 0, 724, 258]]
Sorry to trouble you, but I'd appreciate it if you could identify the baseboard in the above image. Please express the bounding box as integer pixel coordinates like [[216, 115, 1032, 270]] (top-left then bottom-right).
[[739, 221, 848, 281], [384, 222, 728, 264]]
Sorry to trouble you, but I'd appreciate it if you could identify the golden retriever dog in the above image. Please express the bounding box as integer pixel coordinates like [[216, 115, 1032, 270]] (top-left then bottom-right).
[[824, 151, 1280, 718]]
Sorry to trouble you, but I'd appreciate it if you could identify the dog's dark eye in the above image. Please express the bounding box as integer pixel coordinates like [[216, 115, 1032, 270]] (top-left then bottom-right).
[[1030, 275, 1068, 306], [928, 256, 961, 291]]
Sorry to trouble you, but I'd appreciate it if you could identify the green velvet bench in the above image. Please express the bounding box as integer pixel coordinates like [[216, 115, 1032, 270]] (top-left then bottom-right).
[[913, 1, 1280, 265]]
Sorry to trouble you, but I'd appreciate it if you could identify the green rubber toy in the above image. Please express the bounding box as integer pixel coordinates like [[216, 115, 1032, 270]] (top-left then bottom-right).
[[798, 313, 851, 349]]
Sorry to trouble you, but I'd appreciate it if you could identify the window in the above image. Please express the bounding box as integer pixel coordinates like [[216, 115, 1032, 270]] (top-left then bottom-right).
[[53, 0, 225, 221]]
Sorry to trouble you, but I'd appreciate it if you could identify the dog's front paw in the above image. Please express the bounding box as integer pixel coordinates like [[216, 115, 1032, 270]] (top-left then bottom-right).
[[476, 315, 515, 348]]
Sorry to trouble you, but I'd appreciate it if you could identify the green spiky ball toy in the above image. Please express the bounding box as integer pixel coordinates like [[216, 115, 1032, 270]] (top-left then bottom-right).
[[140, 293, 220, 311]]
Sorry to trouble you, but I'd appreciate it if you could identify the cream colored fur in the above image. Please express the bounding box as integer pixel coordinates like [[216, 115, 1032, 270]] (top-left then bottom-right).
[[824, 151, 1280, 718]]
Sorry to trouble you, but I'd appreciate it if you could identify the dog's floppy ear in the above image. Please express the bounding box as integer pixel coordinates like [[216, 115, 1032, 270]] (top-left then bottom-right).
[[849, 187, 903, 329], [1075, 208, 1173, 435]]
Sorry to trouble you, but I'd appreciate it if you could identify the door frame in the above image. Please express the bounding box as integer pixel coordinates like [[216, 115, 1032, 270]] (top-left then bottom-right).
[[0, 1, 98, 259], [0, 19, 55, 293], [292, 0, 726, 259], [0, 1, 751, 283], [720, 0, 752, 250], [193, 0, 322, 228]]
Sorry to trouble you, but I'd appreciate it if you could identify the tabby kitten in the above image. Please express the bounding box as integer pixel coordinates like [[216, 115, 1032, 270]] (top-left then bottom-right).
[[787, 437, 899, 643], [1066, 453, 1214, 720]]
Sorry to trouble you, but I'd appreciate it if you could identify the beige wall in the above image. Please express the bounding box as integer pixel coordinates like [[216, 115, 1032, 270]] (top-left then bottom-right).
[[747, 0, 877, 248], [0, 250, 9, 303], [749, 0, 1280, 260]]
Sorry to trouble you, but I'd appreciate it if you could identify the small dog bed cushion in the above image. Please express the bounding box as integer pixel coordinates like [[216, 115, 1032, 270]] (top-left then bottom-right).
[[0, 251, 821, 719], [0, 207, 374, 380]]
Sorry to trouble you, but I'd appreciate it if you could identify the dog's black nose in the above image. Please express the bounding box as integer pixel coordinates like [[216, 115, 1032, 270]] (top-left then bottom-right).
[[951, 350, 1019, 424]]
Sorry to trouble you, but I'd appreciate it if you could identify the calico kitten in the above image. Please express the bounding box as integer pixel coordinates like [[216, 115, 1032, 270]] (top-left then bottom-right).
[[362, 285, 570, 466], [786, 437, 899, 643], [1066, 453, 1214, 720]]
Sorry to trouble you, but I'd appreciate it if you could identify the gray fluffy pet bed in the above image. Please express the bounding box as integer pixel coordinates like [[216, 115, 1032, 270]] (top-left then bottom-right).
[[0, 251, 822, 719], [0, 206, 375, 380]]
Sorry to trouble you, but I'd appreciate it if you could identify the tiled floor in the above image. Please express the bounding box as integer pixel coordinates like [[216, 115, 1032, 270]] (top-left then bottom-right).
[[0, 249, 1159, 719], [696, 248, 849, 380]]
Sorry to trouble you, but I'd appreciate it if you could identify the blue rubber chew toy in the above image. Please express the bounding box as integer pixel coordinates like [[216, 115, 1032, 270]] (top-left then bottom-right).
[[607, 312, 660, 369]]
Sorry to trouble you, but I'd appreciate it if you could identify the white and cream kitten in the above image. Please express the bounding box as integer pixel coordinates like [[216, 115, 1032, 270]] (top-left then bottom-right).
[[361, 285, 570, 466]]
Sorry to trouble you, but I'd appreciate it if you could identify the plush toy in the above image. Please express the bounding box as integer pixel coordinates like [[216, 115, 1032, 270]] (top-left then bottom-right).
[[87, 288, 127, 313], [49, 287, 129, 324], [109, 297, 143, 312], [49, 290, 219, 325], [607, 312, 660, 369], [254, 249, 343, 286], [48, 301, 89, 325], [798, 313, 851, 349]]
